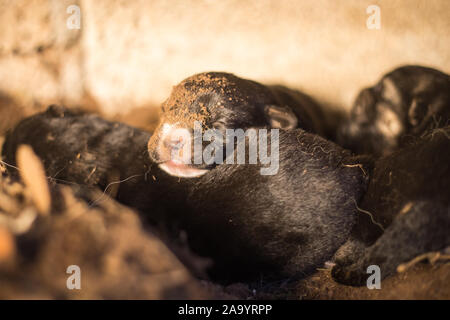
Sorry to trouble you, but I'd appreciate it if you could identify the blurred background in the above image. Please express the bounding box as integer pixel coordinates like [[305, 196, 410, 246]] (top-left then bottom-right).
[[0, 0, 449, 134]]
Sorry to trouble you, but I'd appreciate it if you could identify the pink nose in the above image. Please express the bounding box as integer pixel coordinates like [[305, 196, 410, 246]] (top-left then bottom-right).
[[166, 136, 185, 150], [162, 127, 193, 163]]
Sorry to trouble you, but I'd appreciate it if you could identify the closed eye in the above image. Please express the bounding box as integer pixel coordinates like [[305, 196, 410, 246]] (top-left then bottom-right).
[[212, 121, 227, 131]]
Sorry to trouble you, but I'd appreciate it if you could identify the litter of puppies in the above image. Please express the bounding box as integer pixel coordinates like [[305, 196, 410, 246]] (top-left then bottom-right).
[[0, 65, 449, 299]]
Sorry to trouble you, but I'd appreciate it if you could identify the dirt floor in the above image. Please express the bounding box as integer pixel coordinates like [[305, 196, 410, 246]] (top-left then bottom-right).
[[0, 106, 449, 300]]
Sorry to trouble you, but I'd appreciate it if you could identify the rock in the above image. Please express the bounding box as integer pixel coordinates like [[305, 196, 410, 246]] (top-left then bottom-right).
[[0, 171, 209, 299], [16, 145, 51, 215]]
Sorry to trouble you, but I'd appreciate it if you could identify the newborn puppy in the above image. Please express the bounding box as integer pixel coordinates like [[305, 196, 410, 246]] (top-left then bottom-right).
[[332, 126, 450, 286], [1, 105, 179, 225], [148, 72, 329, 178], [2, 106, 367, 283], [338, 65, 450, 156]]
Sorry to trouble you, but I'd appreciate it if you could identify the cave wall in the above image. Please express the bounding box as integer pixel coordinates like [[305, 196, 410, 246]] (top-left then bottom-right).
[[0, 0, 449, 120]]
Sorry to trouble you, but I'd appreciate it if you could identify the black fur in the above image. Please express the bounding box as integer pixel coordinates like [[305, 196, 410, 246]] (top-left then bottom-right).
[[181, 129, 367, 281], [332, 126, 450, 286], [338, 65, 450, 156]]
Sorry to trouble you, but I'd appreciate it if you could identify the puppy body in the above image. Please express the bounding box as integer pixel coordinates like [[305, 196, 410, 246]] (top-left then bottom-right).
[[181, 129, 367, 282], [332, 126, 450, 285], [339, 65, 450, 156]]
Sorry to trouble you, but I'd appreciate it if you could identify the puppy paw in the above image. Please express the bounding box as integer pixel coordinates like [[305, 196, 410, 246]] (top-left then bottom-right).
[[332, 238, 366, 267], [331, 262, 369, 287]]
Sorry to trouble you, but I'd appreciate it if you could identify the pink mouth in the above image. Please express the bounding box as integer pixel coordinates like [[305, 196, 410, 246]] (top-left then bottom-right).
[[159, 160, 209, 178]]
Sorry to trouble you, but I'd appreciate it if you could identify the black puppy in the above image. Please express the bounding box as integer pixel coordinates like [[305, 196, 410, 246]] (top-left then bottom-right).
[[338, 65, 450, 156], [1, 105, 181, 225], [332, 126, 450, 286], [148, 72, 332, 178], [2, 106, 367, 283]]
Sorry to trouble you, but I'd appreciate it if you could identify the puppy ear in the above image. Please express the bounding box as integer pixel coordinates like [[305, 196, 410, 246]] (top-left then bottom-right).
[[264, 105, 298, 129], [408, 98, 428, 126]]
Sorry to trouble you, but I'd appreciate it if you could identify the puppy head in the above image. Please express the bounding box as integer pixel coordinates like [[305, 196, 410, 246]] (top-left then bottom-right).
[[148, 72, 298, 177], [339, 66, 450, 156], [338, 82, 404, 156]]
